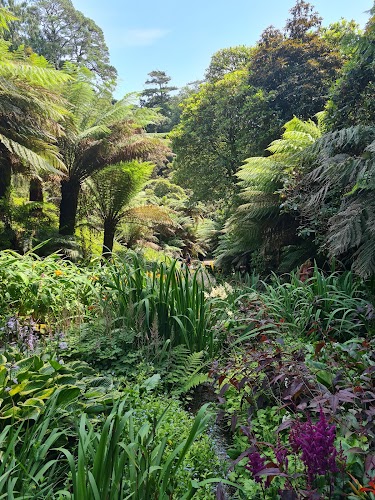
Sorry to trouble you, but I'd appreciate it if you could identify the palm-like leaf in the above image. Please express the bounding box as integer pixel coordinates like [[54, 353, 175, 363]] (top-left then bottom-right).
[[0, 37, 69, 194], [84, 161, 172, 255], [87, 161, 155, 223], [58, 74, 170, 234], [216, 117, 321, 270], [301, 126, 375, 277]]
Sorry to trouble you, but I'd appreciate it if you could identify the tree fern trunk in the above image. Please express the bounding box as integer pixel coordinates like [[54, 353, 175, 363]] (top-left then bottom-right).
[[102, 218, 117, 257], [29, 177, 43, 202], [59, 177, 80, 235], [0, 157, 11, 202]]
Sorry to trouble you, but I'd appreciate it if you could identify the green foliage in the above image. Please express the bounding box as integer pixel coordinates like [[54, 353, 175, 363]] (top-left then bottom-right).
[[0, 34, 69, 202], [163, 346, 209, 395], [84, 160, 160, 254], [140, 70, 178, 133], [259, 265, 372, 341], [171, 71, 277, 202], [205, 45, 253, 82], [102, 254, 216, 355], [2, 0, 117, 85], [249, 1, 343, 120], [0, 349, 120, 425], [296, 126, 375, 278], [58, 402, 215, 499], [0, 361, 221, 498], [215, 116, 321, 272], [0, 393, 66, 498], [58, 74, 169, 235], [319, 18, 362, 58], [325, 6, 375, 128], [0, 250, 98, 324]]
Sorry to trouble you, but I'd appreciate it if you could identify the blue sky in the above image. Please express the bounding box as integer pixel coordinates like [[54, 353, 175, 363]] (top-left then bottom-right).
[[71, 0, 372, 98]]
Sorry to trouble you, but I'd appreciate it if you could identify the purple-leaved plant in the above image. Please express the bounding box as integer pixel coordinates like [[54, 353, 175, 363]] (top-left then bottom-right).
[[245, 450, 269, 486], [289, 409, 338, 487]]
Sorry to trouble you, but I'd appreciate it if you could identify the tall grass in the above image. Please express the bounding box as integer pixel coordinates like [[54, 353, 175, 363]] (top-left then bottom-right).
[[58, 402, 213, 499], [260, 264, 370, 341], [103, 254, 214, 355], [0, 393, 66, 498]]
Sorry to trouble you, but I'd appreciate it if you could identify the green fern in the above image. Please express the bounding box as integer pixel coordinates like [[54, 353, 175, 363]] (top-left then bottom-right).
[[164, 346, 208, 396], [301, 126, 375, 278], [215, 117, 320, 270]]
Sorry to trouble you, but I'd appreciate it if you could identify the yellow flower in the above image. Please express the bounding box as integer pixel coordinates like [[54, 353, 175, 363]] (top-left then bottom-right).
[[54, 269, 63, 276]]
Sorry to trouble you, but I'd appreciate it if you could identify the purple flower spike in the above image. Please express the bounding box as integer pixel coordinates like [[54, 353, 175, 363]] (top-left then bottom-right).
[[289, 410, 338, 485], [246, 451, 266, 484]]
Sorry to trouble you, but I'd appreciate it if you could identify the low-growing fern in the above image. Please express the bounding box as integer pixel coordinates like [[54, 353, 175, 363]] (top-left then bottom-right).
[[164, 346, 208, 395]]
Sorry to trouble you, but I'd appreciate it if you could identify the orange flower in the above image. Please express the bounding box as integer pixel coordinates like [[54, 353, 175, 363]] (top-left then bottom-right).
[[54, 269, 63, 276], [359, 480, 375, 493]]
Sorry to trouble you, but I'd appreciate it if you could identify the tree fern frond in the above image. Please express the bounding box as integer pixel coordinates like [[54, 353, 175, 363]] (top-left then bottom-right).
[[0, 134, 66, 175], [283, 116, 321, 138], [0, 61, 70, 88], [0, 7, 18, 32], [121, 205, 173, 226], [76, 125, 111, 141], [352, 237, 375, 278], [327, 200, 365, 254]]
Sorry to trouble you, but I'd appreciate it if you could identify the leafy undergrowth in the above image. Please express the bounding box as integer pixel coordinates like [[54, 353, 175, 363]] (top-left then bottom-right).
[[208, 267, 375, 499], [0, 250, 374, 498]]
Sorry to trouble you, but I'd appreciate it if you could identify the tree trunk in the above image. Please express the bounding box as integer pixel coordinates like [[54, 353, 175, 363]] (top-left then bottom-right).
[[59, 177, 81, 235], [29, 177, 43, 202], [102, 218, 117, 258], [0, 158, 12, 202]]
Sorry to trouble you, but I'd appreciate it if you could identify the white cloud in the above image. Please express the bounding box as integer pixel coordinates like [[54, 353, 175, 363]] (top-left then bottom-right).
[[113, 28, 169, 47]]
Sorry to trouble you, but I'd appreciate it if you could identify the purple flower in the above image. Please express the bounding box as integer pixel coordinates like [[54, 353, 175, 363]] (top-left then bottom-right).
[[7, 316, 19, 331], [275, 441, 289, 471], [289, 410, 338, 486], [245, 451, 266, 484], [58, 341, 68, 350], [26, 332, 37, 351]]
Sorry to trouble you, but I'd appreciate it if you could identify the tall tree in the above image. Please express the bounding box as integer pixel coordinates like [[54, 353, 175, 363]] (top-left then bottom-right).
[[325, 4, 375, 129], [205, 46, 253, 83], [0, 0, 117, 85], [171, 70, 278, 202], [248, 0, 342, 120], [319, 19, 362, 59], [140, 70, 177, 132]]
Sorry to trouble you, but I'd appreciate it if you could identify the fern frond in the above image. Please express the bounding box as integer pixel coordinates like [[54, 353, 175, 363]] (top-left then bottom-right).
[[122, 205, 173, 226], [0, 134, 66, 175], [165, 347, 208, 395]]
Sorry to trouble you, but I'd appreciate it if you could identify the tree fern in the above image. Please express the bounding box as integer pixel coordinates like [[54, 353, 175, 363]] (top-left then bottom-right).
[[0, 35, 69, 201], [216, 117, 320, 271], [299, 126, 375, 278], [58, 70, 170, 235], [83, 161, 172, 255], [0, 7, 17, 32]]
